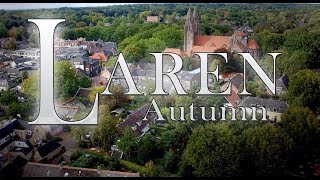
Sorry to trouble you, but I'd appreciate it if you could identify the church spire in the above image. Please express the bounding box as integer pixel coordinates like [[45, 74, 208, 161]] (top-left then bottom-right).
[[192, 6, 200, 36], [193, 6, 199, 20], [186, 8, 193, 21]]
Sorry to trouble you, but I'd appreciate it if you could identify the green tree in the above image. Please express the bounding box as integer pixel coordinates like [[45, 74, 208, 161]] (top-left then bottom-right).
[[0, 26, 8, 38], [78, 76, 92, 88], [279, 107, 320, 152], [183, 123, 241, 177], [71, 126, 87, 141], [92, 106, 119, 150], [22, 72, 39, 100], [116, 128, 138, 157], [287, 69, 320, 113], [21, 71, 29, 81], [76, 21, 87, 28], [0, 90, 18, 105], [240, 124, 293, 175]]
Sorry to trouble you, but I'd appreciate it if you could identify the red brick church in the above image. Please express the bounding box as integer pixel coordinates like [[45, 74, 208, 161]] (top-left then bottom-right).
[[163, 7, 261, 60]]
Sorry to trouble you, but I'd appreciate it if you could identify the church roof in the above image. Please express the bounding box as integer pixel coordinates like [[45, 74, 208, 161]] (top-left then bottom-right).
[[194, 35, 231, 51], [247, 39, 260, 50], [162, 48, 188, 58]]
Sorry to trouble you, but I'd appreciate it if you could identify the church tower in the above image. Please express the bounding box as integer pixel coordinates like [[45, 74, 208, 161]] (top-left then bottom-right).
[[193, 7, 200, 36], [183, 7, 200, 53], [184, 8, 195, 53]]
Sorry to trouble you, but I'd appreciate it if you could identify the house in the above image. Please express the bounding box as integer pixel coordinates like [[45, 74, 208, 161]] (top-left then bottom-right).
[[75, 68, 88, 77], [89, 52, 108, 62], [11, 58, 35, 68], [12, 48, 40, 59], [69, 56, 101, 77], [220, 73, 244, 108], [86, 40, 118, 57], [267, 75, 289, 96], [117, 104, 158, 137], [238, 96, 288, 122], [22, 162, 140, 177], [33, 140, 65, 163], [0, 119, 47, 170], [146, 16, 160, 23]]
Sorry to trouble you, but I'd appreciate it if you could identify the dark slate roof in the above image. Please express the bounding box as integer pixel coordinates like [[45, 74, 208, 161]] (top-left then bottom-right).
[[22, 162, 140, 177], [0, 119, 18, 139], [16, 119, 34, 131], [238, 97, 288, 113], [276, 75, 289, 91], [13, 57, 33, 64], [11, 140, 34, 155], [117, 104, 157, 136], [75, 68, 88, 77], [36, 141, 62, 158], [230, 73, 243, 89]]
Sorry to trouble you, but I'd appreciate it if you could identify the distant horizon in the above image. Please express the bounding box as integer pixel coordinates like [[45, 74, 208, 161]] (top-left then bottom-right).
[[1, 3, 319, 10], [0, 3, 137, 10]]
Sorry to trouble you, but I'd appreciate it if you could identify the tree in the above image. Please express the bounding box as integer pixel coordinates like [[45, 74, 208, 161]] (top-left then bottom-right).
[[71, 126, 87, 141], [91, 107, 119, 150], [287, 69, 320, 113], [0, 90, 18, 105], [89, 86, 105, 103], [0, 26, 8, 38], [279, 107, 320, 152], [22, 72, 39, 100], [76, 21, 87, 28], [240, 124, 293, 175], [4, 38, 17, 50], [21, 71, 29, 81], [78, 76, 92, 88], [137, 133, 159, 165], [183, 123, 241, 177], [116, 128, 138, 157], [55, 61, 79, 100], [162, 149, 179, 173]]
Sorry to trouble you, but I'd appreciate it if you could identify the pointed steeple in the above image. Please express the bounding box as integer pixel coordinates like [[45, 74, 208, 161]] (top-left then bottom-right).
[[193, 6, 199, 20], [186, 8, 192, 21]]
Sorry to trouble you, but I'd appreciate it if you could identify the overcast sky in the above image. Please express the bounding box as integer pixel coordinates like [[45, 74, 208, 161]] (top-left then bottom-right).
[[0, 3, 136, 10]]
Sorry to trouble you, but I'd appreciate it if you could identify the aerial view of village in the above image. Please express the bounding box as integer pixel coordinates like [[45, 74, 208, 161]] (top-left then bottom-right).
[[0, 3, 320, 177]]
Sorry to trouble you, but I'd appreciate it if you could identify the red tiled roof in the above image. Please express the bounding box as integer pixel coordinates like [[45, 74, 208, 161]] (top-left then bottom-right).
[[224, 90, 241, 108], [247, 39, 260, 50], [194, 35, 231, 51], [89, 53, 108, 62], [162, 48, 188, 58]]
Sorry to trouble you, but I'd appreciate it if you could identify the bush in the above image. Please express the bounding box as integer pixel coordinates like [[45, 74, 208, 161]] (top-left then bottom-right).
[[119, 159, 149, 175], [79, 140, 90, 148], [70, 150, 84, 161], [71, 153, 104, 168]]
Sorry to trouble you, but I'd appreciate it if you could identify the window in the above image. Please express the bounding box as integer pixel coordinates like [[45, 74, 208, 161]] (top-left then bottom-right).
[[4, 135, 10, 142], [10, 132, 15, 137]]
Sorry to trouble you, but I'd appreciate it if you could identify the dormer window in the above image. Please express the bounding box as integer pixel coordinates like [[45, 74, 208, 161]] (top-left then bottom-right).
[[26, 131, 32, 136]]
